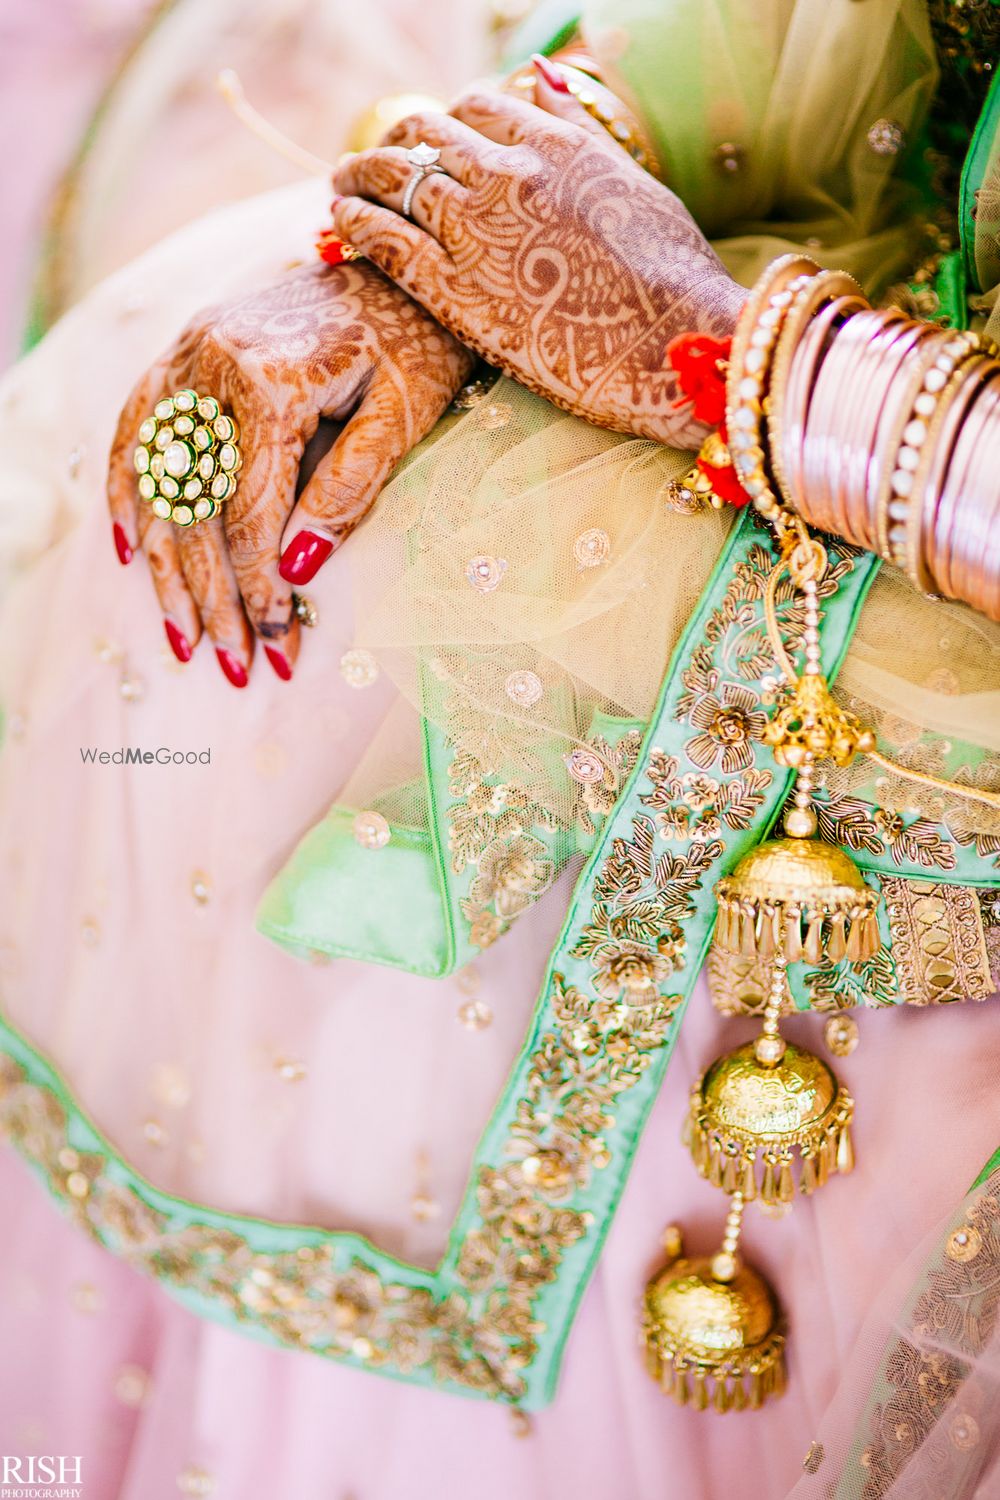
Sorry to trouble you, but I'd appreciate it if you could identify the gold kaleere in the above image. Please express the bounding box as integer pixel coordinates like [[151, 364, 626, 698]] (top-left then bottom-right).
[[684, 1037, 855, 1203], [644, 529, 873, 1410], [644, 1212, 786, 1412]]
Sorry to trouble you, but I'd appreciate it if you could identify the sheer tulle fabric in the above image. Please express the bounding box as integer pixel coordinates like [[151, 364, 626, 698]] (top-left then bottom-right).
[[343, 390, 1000, 872], [789, 1162, 1000, 1500], [586, 0, 938, 294]]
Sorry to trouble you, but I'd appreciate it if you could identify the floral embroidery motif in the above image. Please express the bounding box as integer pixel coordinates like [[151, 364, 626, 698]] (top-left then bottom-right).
[[682, 678, 768, 774], [813, 792, 958, 871], [466, 833, 554, 922], [465, 555, 508, 593], [800, 947, 899, 1011], [0, 949, 675, 1406], [443, 692, 562, 951], [641, 749, 772, 842], [573, 730, 643, 836]]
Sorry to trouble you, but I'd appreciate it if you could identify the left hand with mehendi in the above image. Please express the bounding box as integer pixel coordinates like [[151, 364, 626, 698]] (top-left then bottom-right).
[[331, 56, 747, 450], [108, 260, 473, 685]]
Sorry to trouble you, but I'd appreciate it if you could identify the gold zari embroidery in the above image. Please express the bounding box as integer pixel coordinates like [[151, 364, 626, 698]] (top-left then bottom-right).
[[883, 878, 993, 1004], [0, 909, 676, 1403]]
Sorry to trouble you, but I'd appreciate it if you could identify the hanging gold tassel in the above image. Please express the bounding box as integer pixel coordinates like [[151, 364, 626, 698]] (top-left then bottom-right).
[[642, 1218, 787, 1413]]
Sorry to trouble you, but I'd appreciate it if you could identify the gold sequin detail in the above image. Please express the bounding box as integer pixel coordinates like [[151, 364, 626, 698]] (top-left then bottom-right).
[[143, 1118, 169, 1148], [946, 1224, 982, 1263], [71, 1282, 104, 1314], [476, 401, 513, 431], [153, 1064, 191, 1110], [950, 1413, 980, 1450], [177, 1467, 216, 1497], [572, 528, 611, 569], [824, 1014, 860, 1057], [802, 1442, 825, 1474], [275, 1057, 307, 1083], [353, 810, 391, 849], [114, 1364, 151, 1408], [340, 649, 379, 689], [458, 999, 493, 1030]]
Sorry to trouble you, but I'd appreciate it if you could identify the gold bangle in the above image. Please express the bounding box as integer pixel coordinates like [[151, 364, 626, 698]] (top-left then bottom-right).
[[902, 349, 989, 589], [725, 254, 821, 526], [507, 61, 662, 179], [872, 328, 979, 562], [765, 269, 865, 510]]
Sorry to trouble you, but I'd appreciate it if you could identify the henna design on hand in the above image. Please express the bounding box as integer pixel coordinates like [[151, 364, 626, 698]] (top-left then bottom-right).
[[333, 90, 747, 448], [107, 261, 473, 682]]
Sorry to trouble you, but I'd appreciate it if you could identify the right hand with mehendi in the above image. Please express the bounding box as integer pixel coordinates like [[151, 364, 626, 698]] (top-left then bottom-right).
[[331, 56, 746, 451], [107, 260, 474, 685]]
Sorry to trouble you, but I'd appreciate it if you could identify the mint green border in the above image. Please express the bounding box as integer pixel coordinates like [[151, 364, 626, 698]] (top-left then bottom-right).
[[1, 512, 880, 1408]]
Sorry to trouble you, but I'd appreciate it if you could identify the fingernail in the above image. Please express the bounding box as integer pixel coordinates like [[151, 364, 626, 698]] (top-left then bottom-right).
[[279, 529, 334, 585], [164, 618, 192, 664], [264, 645, 293, 682], [532, 53, 570, 93], [215, 647, 248, 689], [330, 193, 344, 209], [113, 522, 133, 566]]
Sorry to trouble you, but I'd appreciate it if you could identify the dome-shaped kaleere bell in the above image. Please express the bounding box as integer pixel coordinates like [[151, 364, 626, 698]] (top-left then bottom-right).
[[685, 1039, 855, 1202], [714, 836, 881, 966], [643, 1227, 786, 1411]]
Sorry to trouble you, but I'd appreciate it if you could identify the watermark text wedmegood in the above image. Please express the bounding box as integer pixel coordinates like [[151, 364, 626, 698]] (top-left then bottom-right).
[[79, 747, 210, 765]]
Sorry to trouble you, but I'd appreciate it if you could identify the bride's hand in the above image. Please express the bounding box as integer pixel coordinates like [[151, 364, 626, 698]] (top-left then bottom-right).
[[330, 59, 746, 449], [108, 261, 473, 685]]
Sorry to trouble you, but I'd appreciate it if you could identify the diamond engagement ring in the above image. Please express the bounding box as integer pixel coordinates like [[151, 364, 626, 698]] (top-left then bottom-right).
[[134, 390, 243, 527], [401, 142, 447, 219]]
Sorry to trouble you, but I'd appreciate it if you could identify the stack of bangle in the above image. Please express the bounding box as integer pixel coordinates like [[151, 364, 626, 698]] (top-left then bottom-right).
[[725, 256, 1000, 623]]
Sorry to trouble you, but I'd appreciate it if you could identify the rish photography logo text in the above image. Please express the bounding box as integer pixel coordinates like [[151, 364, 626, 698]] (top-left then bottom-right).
[[1, 1456, 83, 1499], [80, 746, 211, 765]]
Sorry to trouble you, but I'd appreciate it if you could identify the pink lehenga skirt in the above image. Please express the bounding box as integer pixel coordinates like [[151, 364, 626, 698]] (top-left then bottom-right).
[[1, 179, 999, 1500]]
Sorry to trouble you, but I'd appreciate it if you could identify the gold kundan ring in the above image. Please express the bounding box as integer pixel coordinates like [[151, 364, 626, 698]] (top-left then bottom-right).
[[134, 390, 243, 526]]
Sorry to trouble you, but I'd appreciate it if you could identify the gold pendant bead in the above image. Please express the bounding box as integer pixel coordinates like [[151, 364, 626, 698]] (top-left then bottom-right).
[[686, 1039, 854, 1203], [643, 1221, 786, 1411], [715, 835, 881, 964], [784, 804, 818, 838]]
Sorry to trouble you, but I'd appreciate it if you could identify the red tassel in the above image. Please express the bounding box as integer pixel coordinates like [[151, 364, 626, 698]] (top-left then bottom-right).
[[665, 334, 755, 508], [316, 228, 361, 266], [664, 333, 732, 427]]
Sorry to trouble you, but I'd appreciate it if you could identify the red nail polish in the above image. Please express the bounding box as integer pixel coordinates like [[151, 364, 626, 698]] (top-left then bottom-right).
[[532, 53, 570, 94], [264, 645, 293, 682], [164, 618, 192, 664], [113, 522, 133, 566], [279, 529, 334, 585], [215, 647, 248, 688]]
